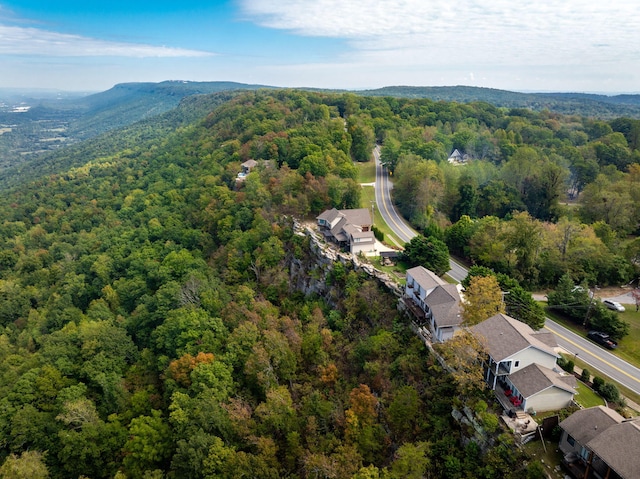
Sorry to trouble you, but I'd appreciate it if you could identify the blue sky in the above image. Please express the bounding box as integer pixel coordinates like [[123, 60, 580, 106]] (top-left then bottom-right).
[[1, 0, 639, 93]]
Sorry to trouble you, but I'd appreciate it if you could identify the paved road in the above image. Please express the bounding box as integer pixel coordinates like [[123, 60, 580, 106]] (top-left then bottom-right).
[[544, 318, 640, 395], [373, 146, 467, 282], [372, 146, 640, 394], [373, 146, 417, 245]]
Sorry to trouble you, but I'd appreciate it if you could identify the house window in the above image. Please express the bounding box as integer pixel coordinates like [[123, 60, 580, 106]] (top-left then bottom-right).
[[567, 435, 575, 447], [514, 361, 520, 368], [580, 447, 589, 461]]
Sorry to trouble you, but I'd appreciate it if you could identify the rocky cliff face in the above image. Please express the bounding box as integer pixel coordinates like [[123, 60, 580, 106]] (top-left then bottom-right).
[[289, 223, 403, 307]]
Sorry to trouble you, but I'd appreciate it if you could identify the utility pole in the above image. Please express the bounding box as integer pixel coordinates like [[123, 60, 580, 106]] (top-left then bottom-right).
[[370, 201, 375, 226], [500, 291, 510, 310], [583, 287, 596, 327]]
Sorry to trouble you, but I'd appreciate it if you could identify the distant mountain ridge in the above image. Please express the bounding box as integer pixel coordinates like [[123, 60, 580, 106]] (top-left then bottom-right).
[[359, 85, 640, 118], [0, 81, 271, 172], [62, 80, 274, 138]]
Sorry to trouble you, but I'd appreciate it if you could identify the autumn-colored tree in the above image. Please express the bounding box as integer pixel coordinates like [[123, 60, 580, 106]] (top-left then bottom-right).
[[0, 451, 50, 479], [461, 275, 505, 325], [345, 383, 380, 453], [166, 352, 215, 388], [348, 384, 378, 423], [435, 329, 487, 395], [319, 363, 339, 388]]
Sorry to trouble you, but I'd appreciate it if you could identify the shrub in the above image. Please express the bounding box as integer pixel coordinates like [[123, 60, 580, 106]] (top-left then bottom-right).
[[563, 360, 575, 374], [479, 412, 499, 433], [474, 399, 488, 414], [592, 376, 605, 393], [556, 356, 567, 369], [599, 383, 620, 403], [371, 225, 384, 241], [580, 368, 591, 383], [526, 461, 546, 479]]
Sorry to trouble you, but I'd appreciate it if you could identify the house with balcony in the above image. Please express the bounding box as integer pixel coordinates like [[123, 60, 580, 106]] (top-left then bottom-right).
[[559, 406, 640, 479], [316, 208, 375, 255], [504, 362, 576, 412], [404, 266, 463, 342], [471, 313, 576, 412]]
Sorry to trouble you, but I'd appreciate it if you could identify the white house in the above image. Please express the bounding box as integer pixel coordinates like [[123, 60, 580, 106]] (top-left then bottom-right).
[[470, 313, 575, 412], [405, 266, 463, 342], [447, 148, 471, 165], [316, 208, 376, 255], [505, 363, 576, 413], [471, 313, 559, 388]]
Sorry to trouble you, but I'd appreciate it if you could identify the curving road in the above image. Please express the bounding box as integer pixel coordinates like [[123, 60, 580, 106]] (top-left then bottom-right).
[[373, 146, 416, 245], [373, 146, 467, 282], [372, 146, 640, 396]]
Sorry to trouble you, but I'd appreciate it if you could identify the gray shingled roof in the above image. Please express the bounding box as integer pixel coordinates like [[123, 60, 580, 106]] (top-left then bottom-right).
[[559, 406, 624, 446], [470, 313, 558, 362], [317, 208, 341, 223], [350, 230, 376, 242], [340, 208, 372, 226], [531, 330, 558, 349], [587, 419, 640, 479], [406, 266, 446, 291], [426, 284, 462, 327], [242, 159, 258, 168], [330, 217, 348, 241], [317, 208, 372, 245], [508, 363, 576, 398]]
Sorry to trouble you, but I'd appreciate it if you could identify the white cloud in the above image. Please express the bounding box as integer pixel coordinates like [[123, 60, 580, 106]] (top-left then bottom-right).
[[0, 24, 214, 57], [240, 0, 640, 67]]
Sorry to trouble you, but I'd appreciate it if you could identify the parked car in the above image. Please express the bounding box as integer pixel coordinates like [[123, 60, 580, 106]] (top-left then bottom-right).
[[587, 331, 618, 349], [603, 300, 625, 312]]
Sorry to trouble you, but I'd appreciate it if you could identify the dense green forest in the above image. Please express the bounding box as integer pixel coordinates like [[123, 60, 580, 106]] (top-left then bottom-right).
[[0, 89, 639, 478]]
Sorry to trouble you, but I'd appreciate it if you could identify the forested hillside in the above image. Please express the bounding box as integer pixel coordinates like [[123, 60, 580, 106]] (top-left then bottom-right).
[[0, 81, 268, 174], [0, 89, 638, 478], [4, 81, 640, 184]]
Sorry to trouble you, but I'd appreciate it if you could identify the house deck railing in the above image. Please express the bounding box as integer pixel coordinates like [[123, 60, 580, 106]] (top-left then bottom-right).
[[492, 362, 511, 376], [404, 297, 427, 324], [495, 382, 524, 412]]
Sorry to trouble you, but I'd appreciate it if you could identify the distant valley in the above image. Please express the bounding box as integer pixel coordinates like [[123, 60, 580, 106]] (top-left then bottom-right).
[[0, 81, 268, 173]]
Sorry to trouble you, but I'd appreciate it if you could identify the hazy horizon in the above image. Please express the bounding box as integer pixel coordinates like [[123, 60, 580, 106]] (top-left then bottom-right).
[[1, 1, 639, 94]]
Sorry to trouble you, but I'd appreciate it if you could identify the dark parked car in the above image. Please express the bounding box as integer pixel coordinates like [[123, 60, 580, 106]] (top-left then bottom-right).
[[587, 331, 618, 349]]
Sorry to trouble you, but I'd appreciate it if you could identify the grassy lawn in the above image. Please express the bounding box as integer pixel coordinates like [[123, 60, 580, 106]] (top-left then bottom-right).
[[559, 351, 640, 408], [355, 160, 376, 184], [369, 257, 408, 284], [524, 439, 565, 479], [615, 307, 640, 366], [573, 380, 606, 408]]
